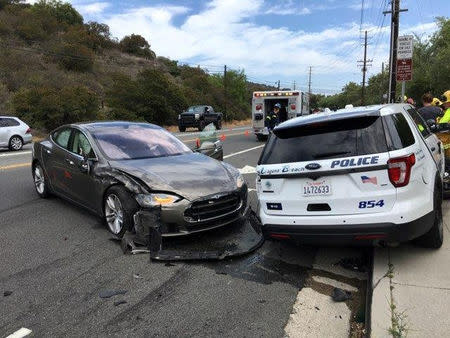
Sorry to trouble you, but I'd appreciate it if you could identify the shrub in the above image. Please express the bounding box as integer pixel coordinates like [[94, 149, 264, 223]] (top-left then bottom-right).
[[119, 34, 155, 59], [56, 42, 94, 72]]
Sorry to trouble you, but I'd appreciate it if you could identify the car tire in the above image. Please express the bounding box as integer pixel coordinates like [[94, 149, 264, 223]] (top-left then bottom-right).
[[104, 186, 139, 238], [179, 126, 186, 132], [9, 135, 23, 151], [415, 184, 443, 248], [198, 120, 205, 131], [32, 162, 50, 198]]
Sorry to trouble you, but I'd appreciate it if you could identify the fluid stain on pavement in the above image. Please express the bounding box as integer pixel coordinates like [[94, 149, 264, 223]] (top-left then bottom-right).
[[201, 249, 309, 289]]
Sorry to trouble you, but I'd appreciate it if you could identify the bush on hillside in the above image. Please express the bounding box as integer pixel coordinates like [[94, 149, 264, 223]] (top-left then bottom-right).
[[119, 34, 155, 59], [13, 85, 98, 130]]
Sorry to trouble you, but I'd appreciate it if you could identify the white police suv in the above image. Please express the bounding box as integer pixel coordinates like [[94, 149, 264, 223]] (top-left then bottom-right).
[[256, 104, 444, 248]]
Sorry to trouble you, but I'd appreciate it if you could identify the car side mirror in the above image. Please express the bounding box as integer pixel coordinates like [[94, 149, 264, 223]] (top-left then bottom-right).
[[79, 148, 90, 173], [426, 119, 437, 132]]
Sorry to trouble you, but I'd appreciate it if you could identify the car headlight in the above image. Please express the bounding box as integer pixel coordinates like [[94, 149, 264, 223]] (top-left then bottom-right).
[[194, 113, 200, 120], [135, 193, 180, 207], [236, 174, 245, 188]]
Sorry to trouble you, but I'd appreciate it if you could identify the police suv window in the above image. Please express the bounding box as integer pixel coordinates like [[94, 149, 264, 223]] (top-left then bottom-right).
[[383, 113, 415, 150], [259, 116, 388, 164], [406, 108, 431, 138]]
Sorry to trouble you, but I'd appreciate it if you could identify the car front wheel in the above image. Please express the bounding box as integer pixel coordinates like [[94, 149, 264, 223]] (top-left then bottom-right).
[[9, 136, 23, 151], [33, 163, 50, 198], [104, 186, 138, 238]]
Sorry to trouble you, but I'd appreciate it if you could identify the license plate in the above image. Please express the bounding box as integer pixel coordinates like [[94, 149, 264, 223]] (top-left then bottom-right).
[[302, 179, 332, 196]]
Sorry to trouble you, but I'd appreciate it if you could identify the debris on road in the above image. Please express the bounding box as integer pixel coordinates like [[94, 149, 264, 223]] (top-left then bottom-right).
[[99, 290, 127, 299], [4, 290, 12, 297], [113, 300, 127, 306], [332, 288, 352, 302], [133, 274, 142, 279], [120, 208, 264, 261]]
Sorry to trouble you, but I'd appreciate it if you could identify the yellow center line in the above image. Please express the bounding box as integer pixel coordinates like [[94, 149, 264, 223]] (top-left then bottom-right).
[[0, 162, 31, 170]]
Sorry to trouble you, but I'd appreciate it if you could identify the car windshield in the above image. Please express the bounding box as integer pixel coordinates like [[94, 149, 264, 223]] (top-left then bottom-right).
[[259, 115, 388, 164], [187, 106, 204, 112], [90, 124, 192, 160]]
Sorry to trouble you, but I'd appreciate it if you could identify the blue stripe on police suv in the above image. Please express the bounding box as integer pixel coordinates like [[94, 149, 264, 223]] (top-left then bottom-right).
[[330, 156, 379, 168]]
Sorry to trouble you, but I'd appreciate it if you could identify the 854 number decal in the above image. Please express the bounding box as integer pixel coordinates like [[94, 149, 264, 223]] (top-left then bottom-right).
[[358, 200, 384, 209]]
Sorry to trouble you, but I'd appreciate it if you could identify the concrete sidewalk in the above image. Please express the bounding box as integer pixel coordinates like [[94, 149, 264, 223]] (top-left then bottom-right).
[[371, 200, 450, 337]]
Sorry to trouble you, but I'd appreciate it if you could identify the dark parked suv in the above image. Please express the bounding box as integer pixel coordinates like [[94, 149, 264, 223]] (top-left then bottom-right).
[[178, 105, 222, 132]]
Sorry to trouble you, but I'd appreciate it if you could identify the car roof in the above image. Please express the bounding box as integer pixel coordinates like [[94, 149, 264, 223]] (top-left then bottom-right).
[[274, 103, 411, 133]]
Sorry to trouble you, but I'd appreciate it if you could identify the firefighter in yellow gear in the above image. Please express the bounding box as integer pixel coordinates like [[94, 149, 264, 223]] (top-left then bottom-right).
[[438, 90, 450, 124]]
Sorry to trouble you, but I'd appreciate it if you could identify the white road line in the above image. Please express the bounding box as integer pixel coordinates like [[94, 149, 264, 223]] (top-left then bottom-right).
[[0, 150, 32, 158], [223, 145, 264, 159], [6, 328, 32, 338], [173, 126, 251, 137]]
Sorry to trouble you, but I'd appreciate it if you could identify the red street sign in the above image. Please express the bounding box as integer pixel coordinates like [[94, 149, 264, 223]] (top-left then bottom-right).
[[396, 59, 413, 81]]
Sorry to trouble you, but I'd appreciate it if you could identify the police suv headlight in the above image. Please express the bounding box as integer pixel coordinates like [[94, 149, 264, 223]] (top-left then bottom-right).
[[195, 113, 200, 120], [135, 193, 181, 207], [236, 174, 245, 188]]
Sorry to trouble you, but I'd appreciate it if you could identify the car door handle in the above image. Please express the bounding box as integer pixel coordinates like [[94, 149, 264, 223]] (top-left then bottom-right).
[[65, 159, 75, 166]]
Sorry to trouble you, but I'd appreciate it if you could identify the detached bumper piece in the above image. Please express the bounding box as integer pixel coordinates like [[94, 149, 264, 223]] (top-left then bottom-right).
[[121, 208, 264, 261]]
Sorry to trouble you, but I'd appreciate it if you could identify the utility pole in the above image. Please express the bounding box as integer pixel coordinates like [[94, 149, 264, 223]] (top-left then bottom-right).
[[308, 66, 312, 96], [277, 80, 280, 90], [357, 31, 372, 105], [382, 61, 384, 75], [224, 65, 227, 121], [384, 0, 408, 103], [293, 80, 296, 90]]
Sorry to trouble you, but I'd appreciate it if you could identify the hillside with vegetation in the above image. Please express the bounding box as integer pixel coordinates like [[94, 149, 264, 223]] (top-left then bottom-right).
[[310, 17, 450, 110], [0, 0, 273, 131]]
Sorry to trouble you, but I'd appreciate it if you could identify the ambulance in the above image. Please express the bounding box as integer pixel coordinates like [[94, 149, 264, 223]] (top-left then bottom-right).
[[252, 90, 310, 141]]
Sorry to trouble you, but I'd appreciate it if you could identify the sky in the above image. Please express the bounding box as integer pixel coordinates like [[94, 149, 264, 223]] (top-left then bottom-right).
[[30, 0, 449, 94]]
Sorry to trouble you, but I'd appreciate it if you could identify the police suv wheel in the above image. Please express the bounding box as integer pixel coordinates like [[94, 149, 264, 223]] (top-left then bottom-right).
[[415, 186, 443, 249]]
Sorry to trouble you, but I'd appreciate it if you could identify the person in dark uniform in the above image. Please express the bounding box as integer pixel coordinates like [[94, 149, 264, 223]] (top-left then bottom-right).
[[419, 93, 442, 121], [265, 103, 280, 130]]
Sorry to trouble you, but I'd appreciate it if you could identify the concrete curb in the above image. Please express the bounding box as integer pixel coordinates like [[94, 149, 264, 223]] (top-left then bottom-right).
[[370, 247, 392, 337]]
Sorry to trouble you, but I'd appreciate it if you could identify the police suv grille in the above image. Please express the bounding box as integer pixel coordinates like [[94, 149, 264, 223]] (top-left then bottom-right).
[[184, 194, 241, 223]]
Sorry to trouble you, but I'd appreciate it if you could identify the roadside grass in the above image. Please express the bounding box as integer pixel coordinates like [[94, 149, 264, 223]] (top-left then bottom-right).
[[386, 256, 409, 337]]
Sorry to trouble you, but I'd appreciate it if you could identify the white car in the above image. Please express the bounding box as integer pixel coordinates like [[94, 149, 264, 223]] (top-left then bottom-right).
[[0, 116, 32, 151], [256, 104, 444, 248]]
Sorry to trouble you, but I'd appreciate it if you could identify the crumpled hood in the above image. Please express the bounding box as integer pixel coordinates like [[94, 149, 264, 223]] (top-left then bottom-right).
[[109, 153, 238, 201]]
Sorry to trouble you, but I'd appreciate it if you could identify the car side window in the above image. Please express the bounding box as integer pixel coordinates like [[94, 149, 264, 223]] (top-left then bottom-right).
[[383, 113, 415, 150], [406, 108, 431, 138], [71, 130, 95, 158], [53, 128, 72, 149], [0, 118, 19, 127]]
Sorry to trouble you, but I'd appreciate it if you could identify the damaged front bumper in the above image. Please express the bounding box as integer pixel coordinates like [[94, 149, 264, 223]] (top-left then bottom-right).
[[122, 207, 264, 261], [134, 188, 248, 237]]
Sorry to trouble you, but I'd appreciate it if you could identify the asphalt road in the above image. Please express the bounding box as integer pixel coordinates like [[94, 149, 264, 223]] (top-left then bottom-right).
[[0, 127, 368, 337]]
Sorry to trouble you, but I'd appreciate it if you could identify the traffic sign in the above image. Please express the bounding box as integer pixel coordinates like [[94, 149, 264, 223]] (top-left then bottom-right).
[[397, 35, 413, 59], [396, 59, 412, 81]]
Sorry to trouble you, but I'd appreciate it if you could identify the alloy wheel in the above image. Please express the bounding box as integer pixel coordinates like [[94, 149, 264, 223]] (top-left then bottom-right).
[[10, 137, 22, 150], [34, 165, 45, 194], [105, 194, 124, 235]]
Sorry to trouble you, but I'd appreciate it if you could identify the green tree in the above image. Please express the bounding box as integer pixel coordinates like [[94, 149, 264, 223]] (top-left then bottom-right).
[[119, 34, 155, 59], [13, 85, 98, 130], [106, 69, 187, 125], [32, 0, 82, 26]]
